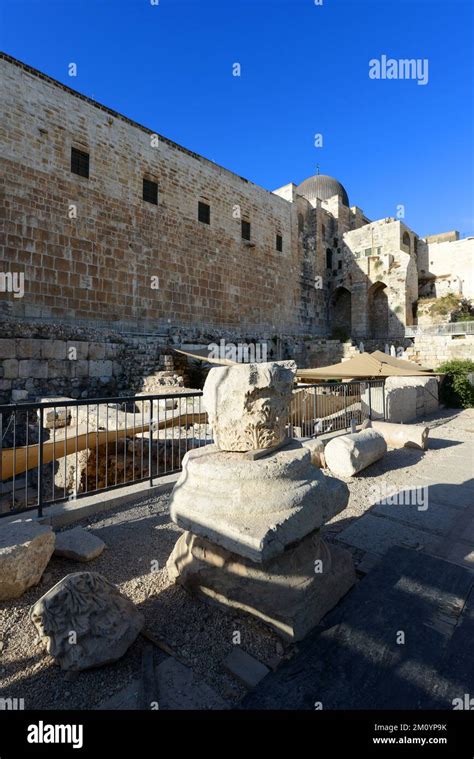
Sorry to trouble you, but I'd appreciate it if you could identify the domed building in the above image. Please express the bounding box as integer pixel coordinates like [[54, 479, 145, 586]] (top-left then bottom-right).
[[296, 173, 350, 207]]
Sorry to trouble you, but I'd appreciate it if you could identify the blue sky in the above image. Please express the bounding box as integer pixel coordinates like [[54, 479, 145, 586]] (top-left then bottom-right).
[[1, 0, 473, 236]]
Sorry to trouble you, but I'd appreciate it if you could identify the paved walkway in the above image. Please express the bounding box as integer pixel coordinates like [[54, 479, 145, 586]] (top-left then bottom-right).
[[332, 409, 474, 573]]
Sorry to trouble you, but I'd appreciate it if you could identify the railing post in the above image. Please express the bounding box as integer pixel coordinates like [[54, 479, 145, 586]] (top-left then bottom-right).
[[38, 406, 44, 518], [149, 401, 153, 487], [368, 382, 372, 421], [382, 381, 386, 420]]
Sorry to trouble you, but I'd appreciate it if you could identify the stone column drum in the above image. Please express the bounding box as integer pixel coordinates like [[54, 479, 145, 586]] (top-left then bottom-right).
[[166, 361, 356, 641]]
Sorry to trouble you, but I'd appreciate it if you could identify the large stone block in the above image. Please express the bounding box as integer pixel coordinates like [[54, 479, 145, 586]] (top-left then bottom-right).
[[169, 441, 349, 562], [0, 339, 15, 359], [0, 521, 55, 600], [202, 361, 296, 452], [30, 572, 144, 670], [41, 340, 67, 360], [324, 429, 387, 477], [166, 530, 356, 641], [19, 359, 48, 379], [89, 360, 113, 378]]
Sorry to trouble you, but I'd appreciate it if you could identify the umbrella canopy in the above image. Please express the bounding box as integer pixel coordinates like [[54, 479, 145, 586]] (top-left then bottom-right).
[[296, 352, 435, 381]]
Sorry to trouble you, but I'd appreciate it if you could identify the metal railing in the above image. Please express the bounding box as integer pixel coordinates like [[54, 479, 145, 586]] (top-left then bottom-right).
[[0, 380, 385, 520], [405, 321, 474, 337], [0, 391, 210, 520], [290, 380, 385, 437]]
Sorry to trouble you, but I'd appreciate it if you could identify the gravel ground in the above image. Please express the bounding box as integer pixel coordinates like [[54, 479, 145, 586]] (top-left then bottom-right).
[[1, 407, 472, 710]]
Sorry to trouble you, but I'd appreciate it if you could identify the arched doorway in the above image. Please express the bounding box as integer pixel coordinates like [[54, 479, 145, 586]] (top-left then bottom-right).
[[368, 282, 388, 337], [332, 286, 352, 337]]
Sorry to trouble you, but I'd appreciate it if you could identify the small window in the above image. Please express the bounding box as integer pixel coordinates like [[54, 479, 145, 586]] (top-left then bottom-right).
[[276, 234, 283, 252], [333, 237, 338, 247], [241, 220, 251, 241], [198, 201, 210, 224], [338, 260, 342, 269], [326, 249, 332, 269], [71, 147, 89, 178], [298, 214, 304, 232], [143, 178, 158, 205]]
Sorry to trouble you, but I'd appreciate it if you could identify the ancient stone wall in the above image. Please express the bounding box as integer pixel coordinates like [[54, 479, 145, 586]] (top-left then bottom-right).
[[0, 54, 304, 338]]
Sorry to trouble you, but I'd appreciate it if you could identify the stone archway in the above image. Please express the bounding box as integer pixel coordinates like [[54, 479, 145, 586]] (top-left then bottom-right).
[[331, 286, 352, 337], [368, 282, 388, 338]]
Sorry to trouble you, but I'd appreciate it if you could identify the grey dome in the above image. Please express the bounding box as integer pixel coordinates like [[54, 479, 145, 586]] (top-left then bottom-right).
[[297, 174, 349, 206]]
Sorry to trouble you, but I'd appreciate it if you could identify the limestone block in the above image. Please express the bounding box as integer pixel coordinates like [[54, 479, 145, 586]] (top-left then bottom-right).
[[89, 360, 113, 378], [166, 530, 356, 641], [0, 339, 15, 359], [0, 521, 55, 600], [324, 429, 387, 477], [202, 361, 296, 451], [36, 396, 74, 429], [4, 359, 19, 379], [169, 441, 349, 562], [54, 527, 105, 562], [41, 340, 67, 360], [11, 389, 28, 402], [372, 421, 429, 450], [30, 572, 144, 671], [301, 438, 326, 468], [19, 359, 48, 379], [89, 342, 106, 360], [385, 376, 439, 422]]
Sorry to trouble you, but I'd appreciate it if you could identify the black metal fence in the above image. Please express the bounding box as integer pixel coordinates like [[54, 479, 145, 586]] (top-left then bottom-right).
[[0, 380, 385, 520]]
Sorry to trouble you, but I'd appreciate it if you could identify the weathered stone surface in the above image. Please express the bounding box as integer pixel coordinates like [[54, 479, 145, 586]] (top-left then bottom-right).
[[37, 396, 74, 429], [324, 429, 387, 477], [54, 527, 105, 562], [384, 376, 439, 423], [202, 361, 296, 452], [0, 521, 55, 600], [166, 530, 356, 641], [169, 441, 349, 562], [301, 438, 326, 467], [371, 420, 429, 450], [30, 572, 144, 671]]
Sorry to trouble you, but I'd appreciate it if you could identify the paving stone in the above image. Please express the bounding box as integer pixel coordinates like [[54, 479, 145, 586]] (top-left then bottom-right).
[[241, 547, 474, 710], [156, 657, 229, 710], [336, 513, 440, 556], [223, 648, 270, 689], [372, 498, 458, 536], [54, 527, 105, 562], [438, 541, 474, 572]]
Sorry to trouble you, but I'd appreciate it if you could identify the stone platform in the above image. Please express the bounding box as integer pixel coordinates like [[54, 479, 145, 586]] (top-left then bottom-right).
[[166, 530, 356, 641]]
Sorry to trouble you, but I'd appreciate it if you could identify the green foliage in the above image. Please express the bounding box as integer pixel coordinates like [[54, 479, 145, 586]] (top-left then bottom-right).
[[450, 298, 474, 323], [330, 327, 351, 343], [437, 359, 474, 408], [429, 293, 460, 317]]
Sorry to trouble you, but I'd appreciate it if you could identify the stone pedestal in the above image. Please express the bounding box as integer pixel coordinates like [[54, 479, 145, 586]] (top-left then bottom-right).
[[166, 530, 356, 641], [166, 361, 356, 641], [170, 441, 348, 562]]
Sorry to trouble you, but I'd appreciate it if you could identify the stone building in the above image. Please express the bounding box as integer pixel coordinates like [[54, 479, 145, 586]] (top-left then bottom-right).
[[0, 52, 473, 400]]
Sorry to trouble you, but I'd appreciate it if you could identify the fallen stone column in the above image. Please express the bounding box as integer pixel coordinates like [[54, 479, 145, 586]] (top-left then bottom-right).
[[324, 428, 386, 477], [371, 420, 429, 450]]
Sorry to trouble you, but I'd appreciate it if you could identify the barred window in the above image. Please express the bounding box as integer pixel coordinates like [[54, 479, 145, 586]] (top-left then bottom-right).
[[241, 220, 251, 241], [198, 201, 210, 224], [143, 178, 158, 205], [71, 147, 89, 178], [276, 234, 283, 252]]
